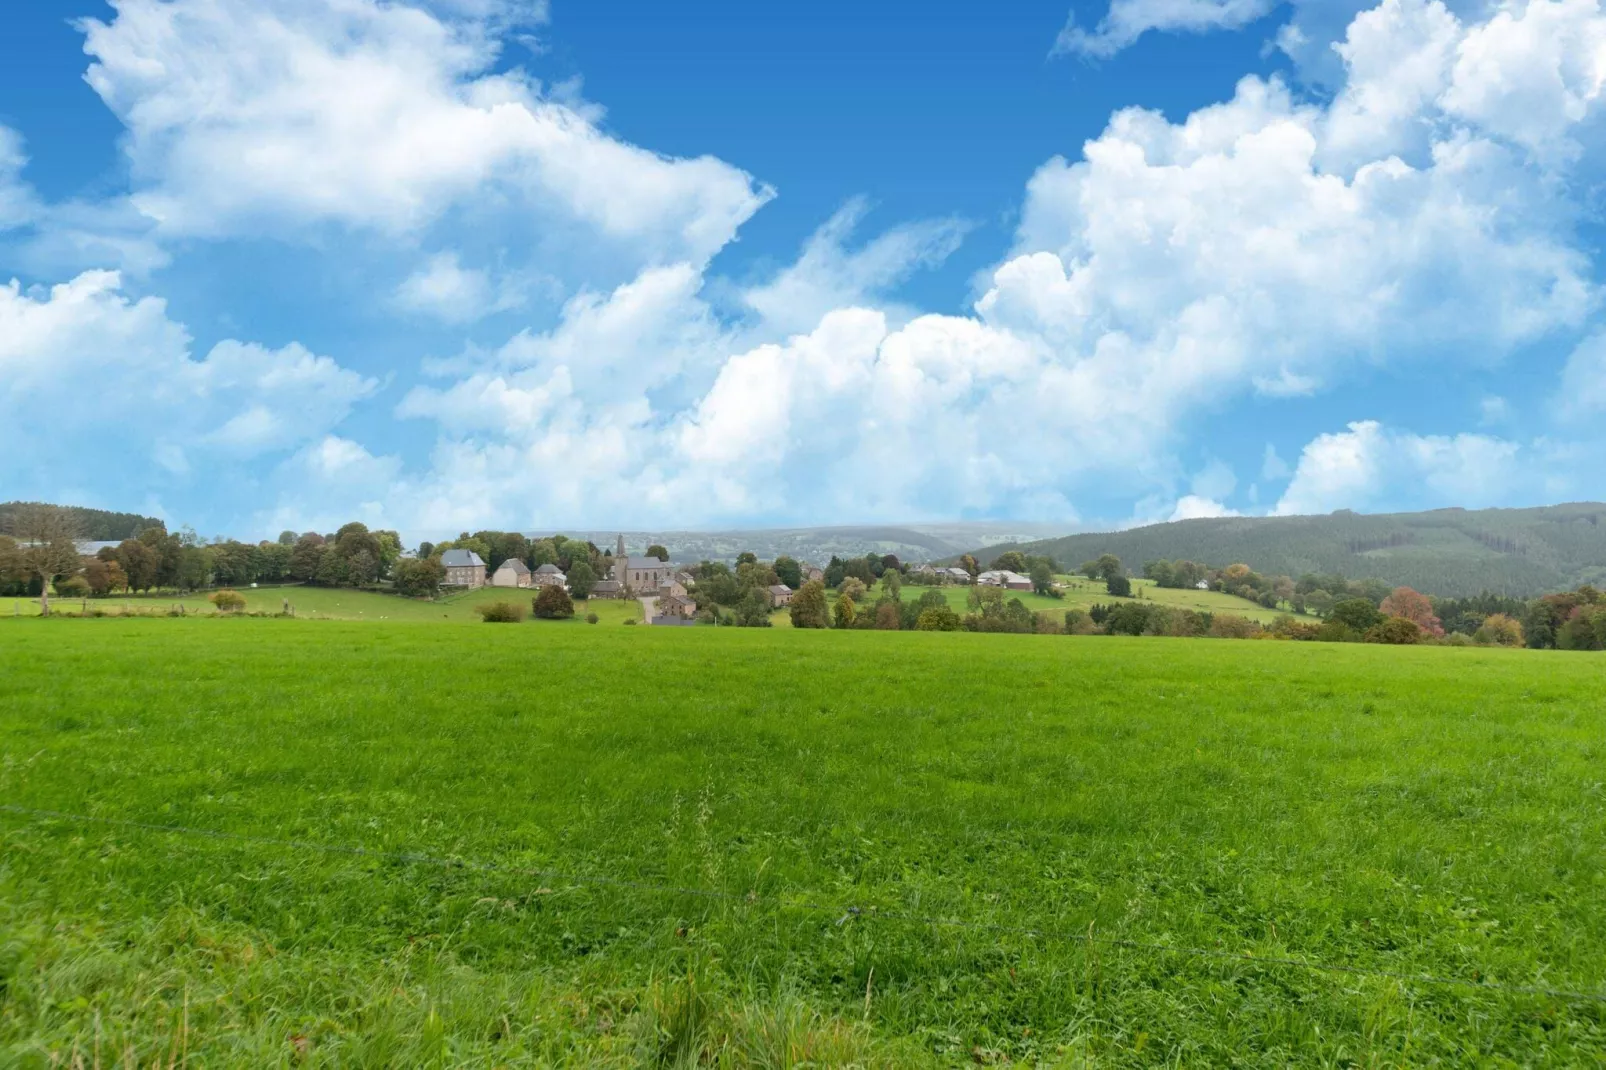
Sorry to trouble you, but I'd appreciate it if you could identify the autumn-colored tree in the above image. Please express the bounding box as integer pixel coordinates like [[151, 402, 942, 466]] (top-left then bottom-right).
[[83, 557, 127, 596], [959, 554, 978, 577], [1473, 613, 1525, 647], [874, 602, 901, 630], [4, 504, 82, 616], [789, 580, 829, 628], [839, 577, 867, 603], [1379, 587, 1443, 637]]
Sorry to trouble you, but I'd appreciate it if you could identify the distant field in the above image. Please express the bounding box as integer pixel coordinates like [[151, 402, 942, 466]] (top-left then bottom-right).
[[910, 576, 1312, 624], [1, 621, 1602, 1065], [1, 586, 646, 624]]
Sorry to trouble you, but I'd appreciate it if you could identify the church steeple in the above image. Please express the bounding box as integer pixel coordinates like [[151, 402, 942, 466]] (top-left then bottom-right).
[[616, 534, 626, 560]]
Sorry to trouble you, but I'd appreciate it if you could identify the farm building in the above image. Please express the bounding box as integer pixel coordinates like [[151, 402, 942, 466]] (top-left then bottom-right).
[[531, 563, 566, 587], [590, 579, 623, 598], [977, 569, 1032, 591], [768, 584, 793, 607], [490, 558, 531, 588], [440, 549, 487, 589]]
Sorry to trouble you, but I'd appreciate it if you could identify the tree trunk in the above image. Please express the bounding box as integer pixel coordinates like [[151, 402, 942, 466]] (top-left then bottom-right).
[[38, 572, 49, 618]]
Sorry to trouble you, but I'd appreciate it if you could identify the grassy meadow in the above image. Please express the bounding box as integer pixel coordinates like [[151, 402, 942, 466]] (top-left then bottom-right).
[[1, 620, 1603, 1065], [1, 586, 647, 624], [915, 576, 1313, 624]]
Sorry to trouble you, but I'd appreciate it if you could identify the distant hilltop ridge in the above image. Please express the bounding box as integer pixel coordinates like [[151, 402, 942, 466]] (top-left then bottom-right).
[[961, 503, 1606, 599]]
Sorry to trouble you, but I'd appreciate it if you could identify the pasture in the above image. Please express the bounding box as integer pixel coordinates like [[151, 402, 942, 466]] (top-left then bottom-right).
[[915, 576, 1314, 623], [0, 621, 1602, 1065], [1, 586, 647, 624]]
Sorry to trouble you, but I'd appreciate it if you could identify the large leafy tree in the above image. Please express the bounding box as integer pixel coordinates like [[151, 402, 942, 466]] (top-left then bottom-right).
[[788, 580, 829, 628], [3, 503, 82, 616], [567, 561, 597, 600], [1379, 587, 1443, 636], [773, 555, 803, 590]]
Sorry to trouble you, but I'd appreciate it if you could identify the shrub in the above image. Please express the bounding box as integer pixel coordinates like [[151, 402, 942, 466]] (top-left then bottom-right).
[[1365, 616, 1421, 645], [1106, 575, 1132, 598], [476, 601, 525, 623], [1208, 614, 1261, 639], [1330, 598, 1383, 632], [208, 589, 247, 613], [532, 585, 575, 619], [1473, 612, 1525, 648], [623, 617, 638, 626], [1316, 620, 1359, 643], [54, 575, 91, 599], [1268, 614, 1322, 641], [586, 612, 599, 624], [915, 606, 961, 631], [1063, 609, 1097, 635]]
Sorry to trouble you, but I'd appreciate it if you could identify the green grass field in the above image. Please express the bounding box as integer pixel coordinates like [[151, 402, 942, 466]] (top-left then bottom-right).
[[1, 621, 1603, 1065], [912, 577, 1311, 624], [2, 586, 647, 624]]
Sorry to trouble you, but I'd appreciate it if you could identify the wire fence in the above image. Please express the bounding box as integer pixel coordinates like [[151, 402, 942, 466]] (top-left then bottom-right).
[[2, 801, 1602, 1006]]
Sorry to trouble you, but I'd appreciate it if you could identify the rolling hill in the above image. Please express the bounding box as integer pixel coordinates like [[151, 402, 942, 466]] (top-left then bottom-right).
[[964, 503, 1606, 598]]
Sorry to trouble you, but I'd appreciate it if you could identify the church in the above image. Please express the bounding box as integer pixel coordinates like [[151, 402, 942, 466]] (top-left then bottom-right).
[[612, 535, 675, 594]]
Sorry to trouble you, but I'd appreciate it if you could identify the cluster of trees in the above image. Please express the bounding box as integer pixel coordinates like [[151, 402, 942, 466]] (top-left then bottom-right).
[[684, 552, 802, 626], [399, 531, 621, 600]]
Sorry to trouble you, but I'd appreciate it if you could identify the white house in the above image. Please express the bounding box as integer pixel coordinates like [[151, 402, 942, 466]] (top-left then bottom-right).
[[491, 558, 532, 588]]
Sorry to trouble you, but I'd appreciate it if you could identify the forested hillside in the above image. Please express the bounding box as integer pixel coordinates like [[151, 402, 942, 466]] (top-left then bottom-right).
[[967, 504, 1606, 598], [0, 502, 162, 541]]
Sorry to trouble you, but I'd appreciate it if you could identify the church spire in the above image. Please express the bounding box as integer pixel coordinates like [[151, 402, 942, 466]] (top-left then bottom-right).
[[616, 534, 626, 560]]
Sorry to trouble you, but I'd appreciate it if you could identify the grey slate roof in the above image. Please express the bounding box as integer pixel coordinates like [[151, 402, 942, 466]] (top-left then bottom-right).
[[440, 549, 484, 568], [497, 558, 530, 574], [621, 556, 669, 569], [534, 563, 563, 575]]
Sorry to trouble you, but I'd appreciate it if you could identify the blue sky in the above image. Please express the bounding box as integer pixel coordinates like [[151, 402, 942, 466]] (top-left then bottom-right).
[[1, 0, 1603, 541]]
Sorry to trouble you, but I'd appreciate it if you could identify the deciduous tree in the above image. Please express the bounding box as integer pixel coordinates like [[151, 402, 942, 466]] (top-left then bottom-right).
[[4, 503, 82, 616], [1379, 587, 1443, 637], [789, 580, 829, 628]]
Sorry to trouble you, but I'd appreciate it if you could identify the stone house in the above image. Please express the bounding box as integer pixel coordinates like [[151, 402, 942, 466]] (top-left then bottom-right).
[[531, 563, 566, 587], [654, 593, 698, 622], [490, 558, 532, 588], [768, 584, 793, 607], [440, 549, 487, 589]]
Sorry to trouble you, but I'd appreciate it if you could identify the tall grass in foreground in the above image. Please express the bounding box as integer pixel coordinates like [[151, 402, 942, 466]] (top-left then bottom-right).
[[0, 620, 1603, 1065]]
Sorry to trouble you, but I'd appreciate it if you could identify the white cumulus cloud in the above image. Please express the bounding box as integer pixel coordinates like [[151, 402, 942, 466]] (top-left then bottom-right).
[[1054, 0, 1281, 58], [0, 271, 374, 501], [1273, 420, 1525, 515], [80, 0, 771, 267]]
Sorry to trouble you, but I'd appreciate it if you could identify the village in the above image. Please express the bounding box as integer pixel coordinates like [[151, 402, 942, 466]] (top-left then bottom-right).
[[433, 535, 1034, 624]]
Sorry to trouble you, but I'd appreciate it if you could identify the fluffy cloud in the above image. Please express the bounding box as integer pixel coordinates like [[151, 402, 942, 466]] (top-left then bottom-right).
[[80, 0, 770, 266], [394, 252, 520, 323], [0, 271, 373, 499], [366, 0, 1606, 533], [1054, 0, 1281, 58], [1170, 495, 1241, 520], [1273, 420, 1524, 514]]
